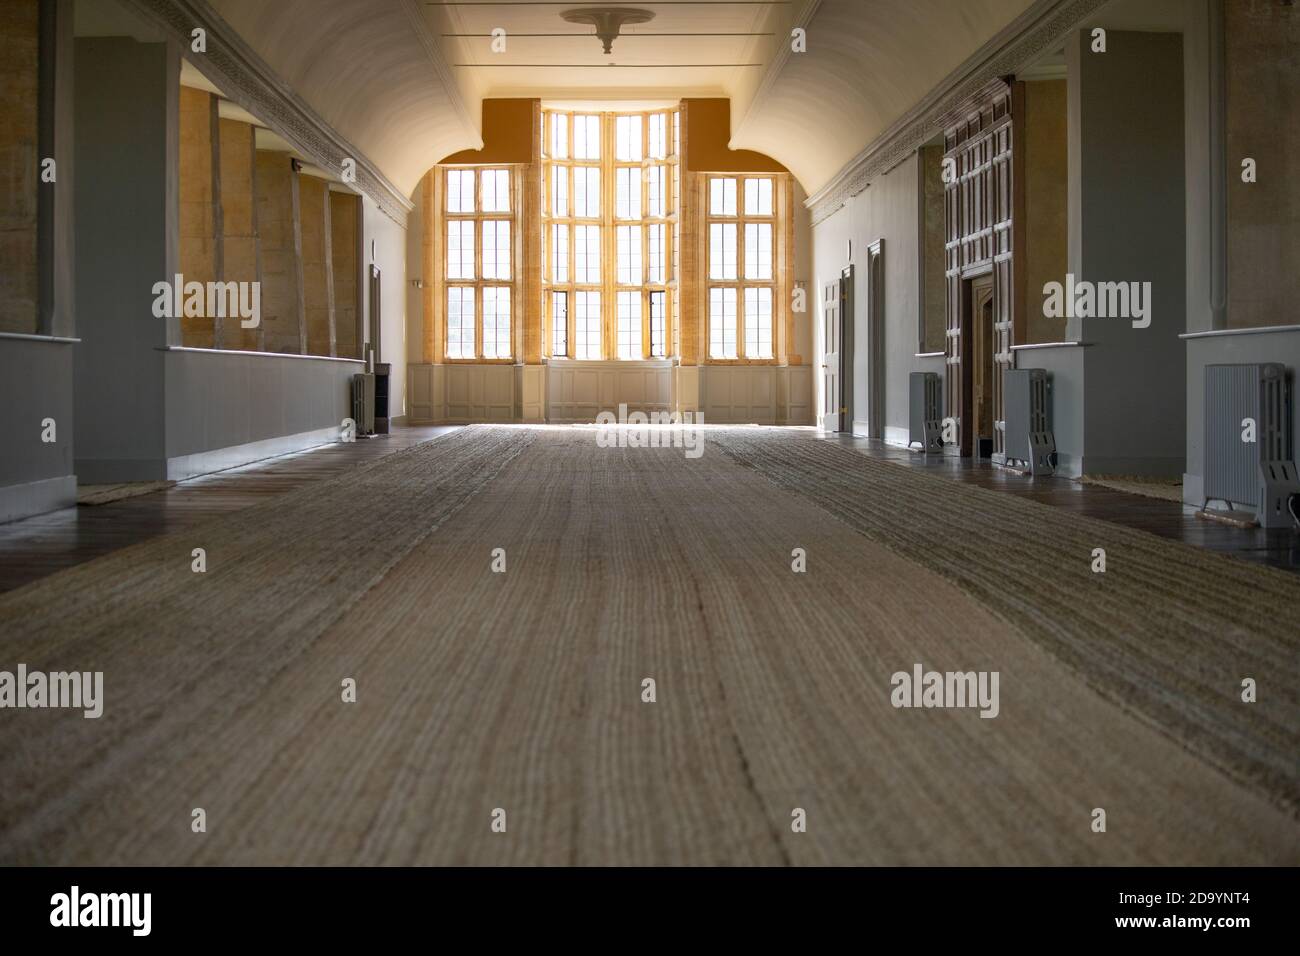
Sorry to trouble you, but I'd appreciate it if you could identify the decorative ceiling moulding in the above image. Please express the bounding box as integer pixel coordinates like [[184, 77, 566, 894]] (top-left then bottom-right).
[[731, 0, 822, 147], [398, 0, 481, 150], [806, 0, 1112, 226], [119, 0, 416, 225]]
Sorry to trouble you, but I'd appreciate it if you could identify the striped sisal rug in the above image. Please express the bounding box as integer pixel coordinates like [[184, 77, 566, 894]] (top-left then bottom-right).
[[0, 426, 1295, 865]]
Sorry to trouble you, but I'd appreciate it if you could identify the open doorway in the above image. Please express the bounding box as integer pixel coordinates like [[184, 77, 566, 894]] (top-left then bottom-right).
[[819, 268, 854, 432], [969, 274, 995, 458]]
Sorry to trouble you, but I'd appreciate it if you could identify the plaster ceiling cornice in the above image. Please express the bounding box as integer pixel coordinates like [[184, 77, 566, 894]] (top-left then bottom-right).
[[803, 0, 1111, 226], [730, 0, 822, 148], [398, 0, 483, 149], [118, 0, 420, 223]]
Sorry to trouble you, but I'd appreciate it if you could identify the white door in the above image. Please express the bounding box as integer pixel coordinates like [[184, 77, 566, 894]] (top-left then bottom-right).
[[820, 281, 840, 431]]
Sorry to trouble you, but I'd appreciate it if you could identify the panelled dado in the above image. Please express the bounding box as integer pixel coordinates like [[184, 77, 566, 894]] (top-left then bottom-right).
[[406, 360, 811, 426], [547, 360, 673, 424]]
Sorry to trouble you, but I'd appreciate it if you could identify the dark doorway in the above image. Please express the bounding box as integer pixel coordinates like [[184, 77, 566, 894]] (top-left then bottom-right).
[[959, 272, 995, 457]]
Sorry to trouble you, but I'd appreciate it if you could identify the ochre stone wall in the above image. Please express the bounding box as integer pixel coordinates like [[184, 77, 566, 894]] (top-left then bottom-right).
[[0, 0, 40, 334], [1225, 0, 1300, 329], [255, 151, 302, 354], [1022, 79, 1068, 345], [299, 174, 332, 355], [218, 117, 260, 351], [179, 86, 217, 347], [330, 191, 359, 359]]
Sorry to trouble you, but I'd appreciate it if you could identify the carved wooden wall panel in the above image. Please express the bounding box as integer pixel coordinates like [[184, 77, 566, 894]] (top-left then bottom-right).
[[943, 81, 1015, 458]]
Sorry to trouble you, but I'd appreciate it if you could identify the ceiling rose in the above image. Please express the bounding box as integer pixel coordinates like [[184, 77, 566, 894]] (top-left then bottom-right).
[[561, 7, 656, 55]]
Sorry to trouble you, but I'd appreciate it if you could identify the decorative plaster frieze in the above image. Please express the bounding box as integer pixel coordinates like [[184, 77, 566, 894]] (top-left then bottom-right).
[[806, 0, 1112, 226], [120, 0, 418, 224]]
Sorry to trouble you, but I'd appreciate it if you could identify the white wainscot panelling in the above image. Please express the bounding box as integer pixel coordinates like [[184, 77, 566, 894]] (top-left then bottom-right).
[[782, 365, 813, 425], [407, 364, 439, 424], [547, 360, 673, 423], [518, 365, 546, 423], [701, 366, 778, 424], [445, 364, 516, 423]]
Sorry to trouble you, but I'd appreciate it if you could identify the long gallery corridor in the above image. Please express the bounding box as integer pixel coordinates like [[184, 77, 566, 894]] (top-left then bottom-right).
[[1, 0, 1298, 918]]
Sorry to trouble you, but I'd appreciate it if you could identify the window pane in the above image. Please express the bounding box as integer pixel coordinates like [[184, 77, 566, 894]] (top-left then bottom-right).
[[710, 177, 737, 216], [616, 225, 642, 285], [482, 220, 511, 280], [615, 114, 643, 162], [648, 113, 666, 160], [672, 111, 679, 157], [575, 225, 600, 283], [447, 287, 475, 359], [575, 291, 601, 359], [744, 287, 773, 359], [709, 287, 737, 359], [482, 286, 511, 359], [647, 165, 665, 217], [550, 113, 568, 159], [551, 166, 568, 217], [447, 170, 474, 213], [552, 291, 568, 357], [744, 177, 773, 216], [447, 221, 474, 279], [649, 290, 665, 358], [744, 222, 772, 280], [574, 114, 600, 159], [574, 167, 600, 218], [615, 167, 641, 220], [552, 223, 568, 283], [647, 224, 665, 284], [481, 169, 509, 213], [709, 223, 737, 280], [617, 291, 641, 359]]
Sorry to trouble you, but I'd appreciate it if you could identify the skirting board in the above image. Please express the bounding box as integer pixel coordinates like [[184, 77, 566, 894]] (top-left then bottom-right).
[[0, 474, 78, 524], [166, 426, 342, 481], [883, 425, 911, 447], [1078, 456, 1185, 480]]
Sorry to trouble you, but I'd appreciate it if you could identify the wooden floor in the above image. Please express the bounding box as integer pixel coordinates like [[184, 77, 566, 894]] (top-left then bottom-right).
[[818, 431, 1300, 574], [0, 427, 459, 594], [0, 423, 1295, 595]]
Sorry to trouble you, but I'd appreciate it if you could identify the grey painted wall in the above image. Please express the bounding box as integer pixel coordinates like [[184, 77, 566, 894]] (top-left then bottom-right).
[[1179, 2, 1300, 507], [164, 349, 358, 477], [72, 36, 176, 483], [1015, 344, 1085, 476], [1184, 329, 1300, 506], [364, 195, 408, 421], [812, 153, 943, 443], [1071, 30, 1187, 476], [0, 337, 76, 520]]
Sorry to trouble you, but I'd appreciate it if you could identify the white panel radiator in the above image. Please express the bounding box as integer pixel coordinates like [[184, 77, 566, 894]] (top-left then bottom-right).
[[908, 372, 943, 454], [1203, 363, 1299, 528], [351, 373, 375, 437], [1003, 368, 1055, 476]]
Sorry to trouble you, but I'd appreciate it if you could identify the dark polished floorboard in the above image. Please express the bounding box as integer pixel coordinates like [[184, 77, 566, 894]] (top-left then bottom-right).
[[0, 423, 1296, 596], [0, 426, 460, 594], [818, 431, 1300, 574]]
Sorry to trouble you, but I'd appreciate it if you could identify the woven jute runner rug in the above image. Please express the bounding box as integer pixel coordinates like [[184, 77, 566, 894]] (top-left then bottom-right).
[[1, 426, 1295, 864]]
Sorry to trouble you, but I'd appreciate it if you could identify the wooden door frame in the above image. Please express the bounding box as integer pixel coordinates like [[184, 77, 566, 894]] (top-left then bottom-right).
[[862, 241, 885, 438], [968, 272, 995, 456], [958, 265, 993, 457], [819, 279, 838, 432], [838, 265, 854, 433]]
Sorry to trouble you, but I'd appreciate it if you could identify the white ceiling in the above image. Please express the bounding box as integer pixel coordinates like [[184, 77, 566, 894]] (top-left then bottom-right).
[[731, 0, 1038, 193], [207, 0, 479, 200], [195, 0, 1055, 199], [425, 0, 780, 101]]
